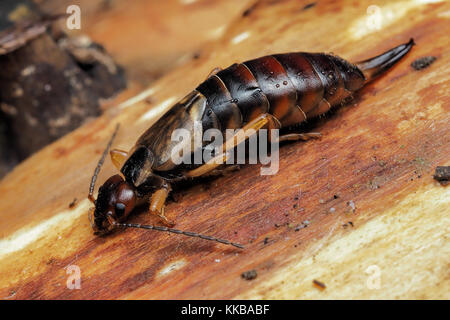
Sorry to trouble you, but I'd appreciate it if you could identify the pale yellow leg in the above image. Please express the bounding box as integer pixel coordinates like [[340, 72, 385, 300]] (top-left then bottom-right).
[[149, 187, 174, 226], [110, 149, 128, 170], [186, 113, 280, 178]]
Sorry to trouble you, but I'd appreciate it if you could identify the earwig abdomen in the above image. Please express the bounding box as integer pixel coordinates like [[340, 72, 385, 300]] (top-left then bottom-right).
[[122, 40, 414, 182], [197, 51, 367, 130]]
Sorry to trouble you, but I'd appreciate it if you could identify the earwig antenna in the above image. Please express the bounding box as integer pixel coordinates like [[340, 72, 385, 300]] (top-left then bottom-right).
[[114, 222, 244, 249], [88, 124, 120, 203]]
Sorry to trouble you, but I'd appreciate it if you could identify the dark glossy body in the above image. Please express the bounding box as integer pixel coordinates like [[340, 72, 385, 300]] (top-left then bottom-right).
[[90, 40, 414, 235], [198, 53, 364, 129]]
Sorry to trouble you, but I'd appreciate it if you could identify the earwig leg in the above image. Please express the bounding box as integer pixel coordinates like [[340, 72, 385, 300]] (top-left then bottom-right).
[[110, 149, 128, 170], [186, 113, 276, 177], [149, 186, 175, 227], [206, 67, 222, 79], [276, 132, 322, 143]]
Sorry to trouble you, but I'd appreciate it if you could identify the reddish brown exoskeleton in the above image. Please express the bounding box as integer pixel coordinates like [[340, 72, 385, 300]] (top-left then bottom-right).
[[88, 39, 414, 248]]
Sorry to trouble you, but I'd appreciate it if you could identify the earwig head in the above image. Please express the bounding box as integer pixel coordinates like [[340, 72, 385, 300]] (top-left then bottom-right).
[[91, 174, 137, 235]]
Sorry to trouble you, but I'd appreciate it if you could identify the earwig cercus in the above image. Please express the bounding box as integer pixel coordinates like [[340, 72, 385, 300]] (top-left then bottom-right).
[[87, 39, 414, 248]]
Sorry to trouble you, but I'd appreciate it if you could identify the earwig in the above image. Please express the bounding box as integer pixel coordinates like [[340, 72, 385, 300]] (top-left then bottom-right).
[[88, 39, 414, 248]]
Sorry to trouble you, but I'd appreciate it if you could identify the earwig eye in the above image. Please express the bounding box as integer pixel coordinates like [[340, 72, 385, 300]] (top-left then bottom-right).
[[115, 203, 126, 217]]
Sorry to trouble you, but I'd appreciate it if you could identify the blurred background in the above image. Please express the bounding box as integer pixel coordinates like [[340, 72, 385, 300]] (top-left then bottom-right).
[[0, 0, 252, 178], [0, 0, 448, 300]]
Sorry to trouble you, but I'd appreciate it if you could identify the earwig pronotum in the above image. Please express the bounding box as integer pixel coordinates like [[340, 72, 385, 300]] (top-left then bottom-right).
[[87, 39, 414, 248]]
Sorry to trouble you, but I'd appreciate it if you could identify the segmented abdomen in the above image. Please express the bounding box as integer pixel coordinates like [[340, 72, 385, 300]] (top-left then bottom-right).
[[196, 52, 366, 130]]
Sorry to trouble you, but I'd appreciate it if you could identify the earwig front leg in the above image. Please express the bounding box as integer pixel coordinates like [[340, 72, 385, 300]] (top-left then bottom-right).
[[149, 184, 175, 227], [186, 113, 278, 177], [110, 149, 128, 170]]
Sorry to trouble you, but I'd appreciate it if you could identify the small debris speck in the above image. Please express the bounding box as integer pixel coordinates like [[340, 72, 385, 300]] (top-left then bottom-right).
[[214, 259, 221, 263], [302, 2, 316, 10], [347, 200, 356, 213], [343, 221, 354, 228], [263, 237, 269, 245], [295, 220, 310, 231], [411, 56, 436, 70], [68, 198, 77, 209], [313, 279, 326, 290], [329, 207, 336, 213], [433, 166, 450, 186], [241, 269, 257, 280]]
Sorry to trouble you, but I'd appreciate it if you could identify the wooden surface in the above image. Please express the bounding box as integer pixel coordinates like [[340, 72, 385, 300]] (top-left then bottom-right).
[[0, 0, 449, 299]]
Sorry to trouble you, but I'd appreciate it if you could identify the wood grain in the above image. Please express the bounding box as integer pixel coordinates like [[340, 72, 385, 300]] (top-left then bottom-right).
[[0, 0, 449, 299]]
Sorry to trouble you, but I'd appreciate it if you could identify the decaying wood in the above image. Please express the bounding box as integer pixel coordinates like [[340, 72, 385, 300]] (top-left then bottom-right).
[[0, 0, 449, 299]]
